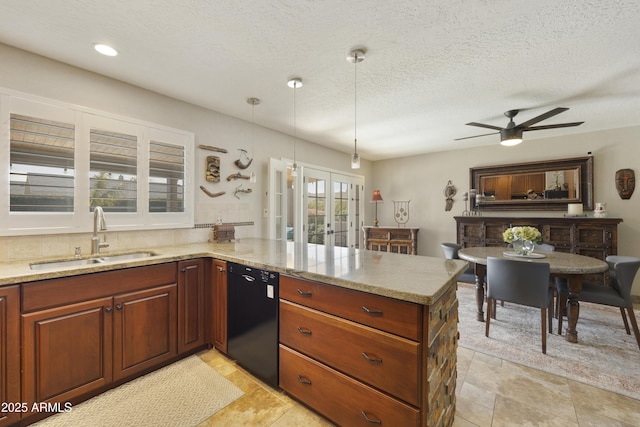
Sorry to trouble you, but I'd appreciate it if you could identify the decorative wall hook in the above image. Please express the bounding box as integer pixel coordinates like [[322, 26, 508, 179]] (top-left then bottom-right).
[[233, 184, 252, 199], [226, 172, 251, 181], [234, 149, 253, 169]]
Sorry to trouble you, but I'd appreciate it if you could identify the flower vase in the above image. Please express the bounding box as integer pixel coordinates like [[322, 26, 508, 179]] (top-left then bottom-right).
[[512, 239, 535, 256]]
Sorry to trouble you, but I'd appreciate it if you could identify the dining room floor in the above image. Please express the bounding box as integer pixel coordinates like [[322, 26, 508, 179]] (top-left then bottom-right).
[[195, 344, 640, 426]]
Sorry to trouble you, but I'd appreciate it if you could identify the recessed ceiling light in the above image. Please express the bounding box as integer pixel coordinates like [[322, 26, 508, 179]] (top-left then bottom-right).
[[93, 44, 118, 56]]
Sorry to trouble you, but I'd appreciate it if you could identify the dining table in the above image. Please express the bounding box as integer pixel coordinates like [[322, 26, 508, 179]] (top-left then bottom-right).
[[458, 246, 609, 343]]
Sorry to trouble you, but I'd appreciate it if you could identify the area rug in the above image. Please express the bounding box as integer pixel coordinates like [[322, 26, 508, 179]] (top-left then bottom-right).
[[32, 355, 244, 427], [457, 283, 640, 400]]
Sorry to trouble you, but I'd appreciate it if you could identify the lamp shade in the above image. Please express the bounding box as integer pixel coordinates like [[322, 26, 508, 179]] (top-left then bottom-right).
[[370, 189, 383, 202]]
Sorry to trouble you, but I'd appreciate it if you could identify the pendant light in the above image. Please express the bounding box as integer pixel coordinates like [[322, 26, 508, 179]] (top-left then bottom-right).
[[287, 77, 302, 176], [347, 49, 365, 169], [246, 97, 260, 183]]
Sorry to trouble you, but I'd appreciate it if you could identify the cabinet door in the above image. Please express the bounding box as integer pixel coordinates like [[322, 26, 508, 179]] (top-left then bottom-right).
[[22, 297, 113, 407], [178, 259, 206, 354], [113, 284, 177, 381], [0, 286, 20, 427], [212, 259, 228, 353]]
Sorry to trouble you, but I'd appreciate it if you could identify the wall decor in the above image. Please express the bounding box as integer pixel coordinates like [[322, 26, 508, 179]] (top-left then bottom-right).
[[234, 148, 253, 169], [198, 144, 227, 153], [233, 184, 252, 199], [205, 156, 220, 182], [393, 200, 410, 226], [615, 168, 635, 199], [443, 180, 457, 211], [199, 186, 225, 197], [226, 172, 251, 181]]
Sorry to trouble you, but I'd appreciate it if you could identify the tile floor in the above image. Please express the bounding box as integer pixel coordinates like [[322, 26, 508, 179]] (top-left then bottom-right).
[[196, 346, 640, 426]]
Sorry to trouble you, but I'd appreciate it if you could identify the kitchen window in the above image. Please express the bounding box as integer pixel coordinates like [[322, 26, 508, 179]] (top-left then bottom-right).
[[0, 91, 194, 236]]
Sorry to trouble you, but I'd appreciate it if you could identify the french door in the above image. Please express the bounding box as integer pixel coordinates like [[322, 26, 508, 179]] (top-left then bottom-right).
[[268, 159, 364, 248]]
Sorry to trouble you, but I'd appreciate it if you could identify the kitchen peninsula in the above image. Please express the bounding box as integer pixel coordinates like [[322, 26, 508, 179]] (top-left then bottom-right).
[[1, 239, 466, 427]]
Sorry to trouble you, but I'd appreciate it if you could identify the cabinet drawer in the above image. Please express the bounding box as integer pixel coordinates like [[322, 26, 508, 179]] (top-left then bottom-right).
[[280, 275, 421, 340], [279, 345, 419, 427], [280, 300, 420, 406], [22, 263, 177, 312]]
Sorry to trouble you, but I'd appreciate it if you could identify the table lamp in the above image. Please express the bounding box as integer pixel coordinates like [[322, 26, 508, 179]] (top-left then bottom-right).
[[370, 190, 384, 226]]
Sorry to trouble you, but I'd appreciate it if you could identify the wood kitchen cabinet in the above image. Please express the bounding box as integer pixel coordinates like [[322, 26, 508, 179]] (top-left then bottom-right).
[[178, 259, 206, 353], [0, 286, 20, 427], [21, 263, 178, 417], [211, 259, 228, 353], [279, 275, 458, 427]]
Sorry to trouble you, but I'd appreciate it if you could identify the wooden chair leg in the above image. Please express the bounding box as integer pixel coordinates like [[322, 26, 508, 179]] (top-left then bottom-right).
[[485, 297, 492, 337], [625, 307, 640, 351], [620, 307, 631, 335], [492, 299, 497, 319], [543, 308, 547, 354], [547, 299, 553, 334], [557, 294, 566, 335]]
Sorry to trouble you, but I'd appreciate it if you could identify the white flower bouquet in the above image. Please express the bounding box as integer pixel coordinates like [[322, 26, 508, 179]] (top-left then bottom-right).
[[503, 226, 542, 244]]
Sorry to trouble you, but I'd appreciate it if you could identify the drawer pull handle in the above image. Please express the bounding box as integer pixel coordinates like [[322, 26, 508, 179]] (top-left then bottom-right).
[[116, 304, 123, 311], [297, 327, 312, 335], [361, 410, 382, 424], [297, 289, 312, 297], [105, 306, 112, 313], [361, 352, 382, 364], [361, 306, 383, 316], [297, 375, 312, 385]]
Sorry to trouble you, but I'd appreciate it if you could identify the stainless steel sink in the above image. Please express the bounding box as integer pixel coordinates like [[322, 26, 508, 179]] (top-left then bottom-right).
[[30, 251, 157, 270]]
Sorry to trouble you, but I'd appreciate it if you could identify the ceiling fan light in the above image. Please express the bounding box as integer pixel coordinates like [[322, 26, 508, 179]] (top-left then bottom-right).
[[500, 128, 523, 146]]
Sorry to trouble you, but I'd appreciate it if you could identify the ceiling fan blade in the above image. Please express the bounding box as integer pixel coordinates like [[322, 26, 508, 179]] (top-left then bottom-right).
[[454, 131, 499, 141], [516, 107, 569, 128], [525, 122, 585, 131], [465, 122, 503, 131]]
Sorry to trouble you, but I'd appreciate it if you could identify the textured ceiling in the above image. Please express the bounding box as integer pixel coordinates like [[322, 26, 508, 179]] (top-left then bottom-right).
[[1, 0, 639, 161]]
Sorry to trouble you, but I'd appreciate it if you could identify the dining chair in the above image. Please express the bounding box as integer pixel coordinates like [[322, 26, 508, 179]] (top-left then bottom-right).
[[486, 257, 554, 354], [492, 243, 555, 315], [555, 256, 640, 349], [440, 242, 476, 283]]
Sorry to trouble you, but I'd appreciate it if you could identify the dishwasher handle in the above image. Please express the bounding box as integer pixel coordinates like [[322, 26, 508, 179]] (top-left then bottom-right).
[[241, 274, 256, 282]]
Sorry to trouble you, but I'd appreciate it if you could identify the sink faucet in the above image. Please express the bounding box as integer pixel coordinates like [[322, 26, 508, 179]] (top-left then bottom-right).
[[91, 206, 109, 256]]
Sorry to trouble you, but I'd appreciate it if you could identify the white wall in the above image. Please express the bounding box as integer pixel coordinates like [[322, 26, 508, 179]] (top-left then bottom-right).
[[371, 127, 640, 294]]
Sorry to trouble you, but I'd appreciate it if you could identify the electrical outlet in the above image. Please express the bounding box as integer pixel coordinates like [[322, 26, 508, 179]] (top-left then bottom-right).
[[216, 216, 223, 225]]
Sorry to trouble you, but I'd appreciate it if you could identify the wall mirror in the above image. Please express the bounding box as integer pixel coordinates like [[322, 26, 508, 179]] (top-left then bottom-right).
[[470, 156, 594, 211]]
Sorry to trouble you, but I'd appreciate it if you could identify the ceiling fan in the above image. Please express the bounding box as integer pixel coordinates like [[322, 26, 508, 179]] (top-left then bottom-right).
[[455, 107, 584, 146]]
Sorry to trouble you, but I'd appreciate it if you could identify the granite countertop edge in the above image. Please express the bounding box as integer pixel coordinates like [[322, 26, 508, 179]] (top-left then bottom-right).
[[0, 240, 468, 305]]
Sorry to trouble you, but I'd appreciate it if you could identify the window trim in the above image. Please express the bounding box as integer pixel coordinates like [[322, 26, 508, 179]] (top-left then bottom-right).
[[0, 89, 194, 236]]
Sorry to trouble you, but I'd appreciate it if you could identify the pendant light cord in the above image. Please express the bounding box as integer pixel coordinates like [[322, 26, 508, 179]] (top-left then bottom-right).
[[354, 52, 358, 153], [293, 82, 297, 164]]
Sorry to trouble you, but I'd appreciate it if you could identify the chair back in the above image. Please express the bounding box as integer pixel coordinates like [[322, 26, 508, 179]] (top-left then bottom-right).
[[534, 243, 555, 253], [606, 256, 640, 306], [487, 257, 551, 309], [440, 243, 462, 259]]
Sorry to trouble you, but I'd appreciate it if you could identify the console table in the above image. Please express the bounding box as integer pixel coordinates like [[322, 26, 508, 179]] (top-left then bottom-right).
[[454, 216, 622, 286], [363, 226, 419, 255]]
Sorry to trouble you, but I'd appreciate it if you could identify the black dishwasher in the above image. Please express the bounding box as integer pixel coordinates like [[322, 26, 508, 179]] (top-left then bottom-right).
[[227, 262, 279, 388]]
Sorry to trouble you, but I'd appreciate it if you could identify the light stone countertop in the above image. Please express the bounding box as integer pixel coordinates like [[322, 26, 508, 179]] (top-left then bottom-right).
[[0, 238, 469, 305]]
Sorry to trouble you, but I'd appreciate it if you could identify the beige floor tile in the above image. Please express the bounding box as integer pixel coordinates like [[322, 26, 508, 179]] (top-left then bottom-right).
[[459, 381, 496, 410], [270, 404, 335, 426], [455, 394, 494, 427], [569, 380, 640, 426], [204, 386, 293, 426], [492, 394, 579, 427]]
